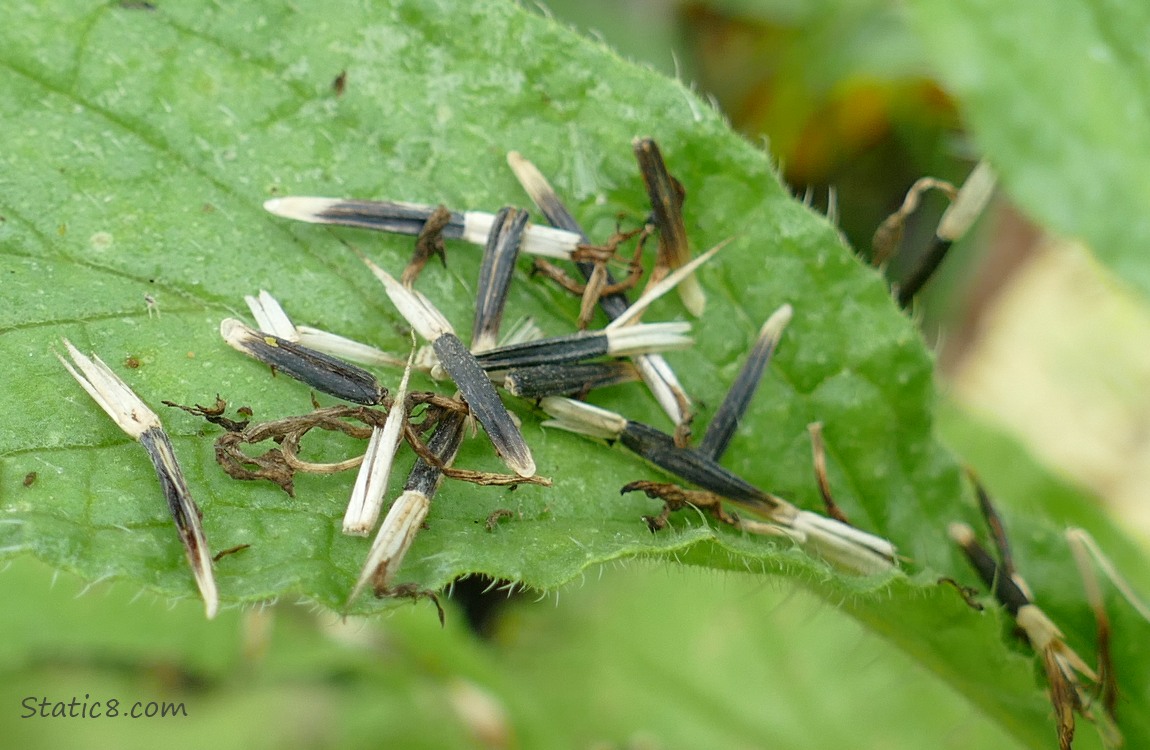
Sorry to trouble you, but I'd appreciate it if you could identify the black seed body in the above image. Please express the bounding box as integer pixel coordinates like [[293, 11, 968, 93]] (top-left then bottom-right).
[[404, 410, 467, 497], [316, 200, 467, 238], [236, 328, 387, 405], [433, 333, 534, 477], [473, 333, 610, 371], [504, 361, 635, 398], [620, 421, 775, 509]]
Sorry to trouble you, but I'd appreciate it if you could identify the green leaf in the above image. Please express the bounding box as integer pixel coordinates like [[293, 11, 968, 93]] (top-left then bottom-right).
[[937, 404, 1150, 748], [0, 555, 1025, 749], [0, 557, 499, 749], [0, 1, 1144, 747], [907, 0, 1150, 299], [0, 0, 949, 607]]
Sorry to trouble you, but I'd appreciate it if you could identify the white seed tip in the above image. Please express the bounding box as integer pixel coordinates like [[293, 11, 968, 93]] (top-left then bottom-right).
[[947, 522, 975, 546], [342, 426, 389, 536], [219, 317, 256, 348], [58, 339, 161, 440], [295, 327, 409, 369], [347, 490, 432, 605], [522, 225, 584, 260], [462, 212, 581, 260], [679, 276, 707, 317], [506, 151, 552, 200], [760, 303, 794, 341], [506, 151, 529, 174], [792, 511, 897, 576], [342, 344, 417, 535], [631, 354, 691, 426], [539, 397, 627, 440], [509, 454, 536, 479], [196, 564, 220, 619], [360, 256, 454, 341], [608, 239, 728, 330], [460, 211, 496, 248], [938, 161, 996, 241], [263, 196, 341, 223], [606, 322, 693, 356], [244, 290, 298, 340]]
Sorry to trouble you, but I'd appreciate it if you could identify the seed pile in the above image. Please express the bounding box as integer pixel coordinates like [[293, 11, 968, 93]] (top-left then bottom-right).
[[59, 142, 1129, 749]]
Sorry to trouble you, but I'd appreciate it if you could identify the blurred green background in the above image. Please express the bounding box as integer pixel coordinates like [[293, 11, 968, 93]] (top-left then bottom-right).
[[1, 555, 1019, 749], [555, 0, 965, 254], [5, 1, 1143, 748]]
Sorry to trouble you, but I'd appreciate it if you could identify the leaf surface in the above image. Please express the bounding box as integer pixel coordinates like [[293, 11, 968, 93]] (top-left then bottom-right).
[[908, 0, 1150, 299], [0, 2, 1144, 746]]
